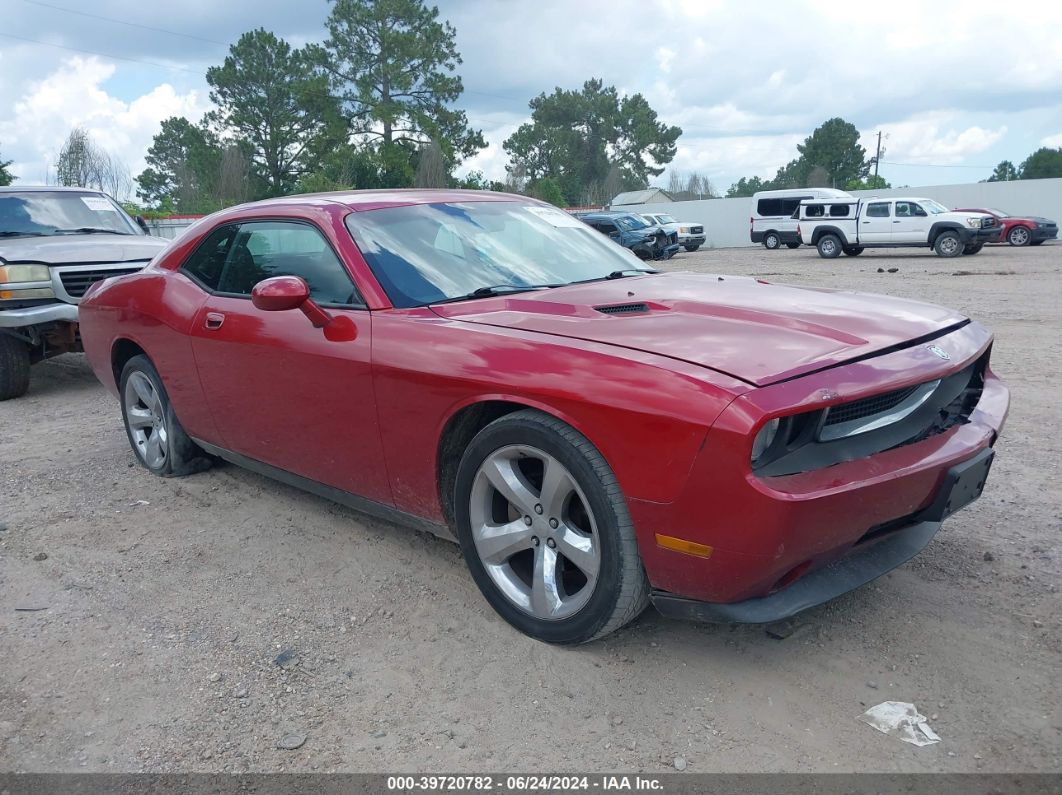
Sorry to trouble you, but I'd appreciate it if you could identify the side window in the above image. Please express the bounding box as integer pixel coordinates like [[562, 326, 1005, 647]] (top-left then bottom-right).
[[829, 204, 851, 217], [910, 203, 927, 217], [180, 224, 238, 291], [216, 221, 360, 306], [780, 198, 804, 216], [756, 199, 779, 216], [866, 202, 891, 218], [806, 204, 825, 218], [895, 202, 911, 217]]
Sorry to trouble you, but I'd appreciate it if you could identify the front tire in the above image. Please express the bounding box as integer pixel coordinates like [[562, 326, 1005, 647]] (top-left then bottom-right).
[[763, 232, 781, 250], [934, 231, 963, 257], [120, 355, 211, 477], [0, 334, 31, 401], [684, 245, 700, 252], [1008, 226, 1031, 246], [454, 410, 649, 644], [816, 234, 842, 259], [786, 241, 801, 249]]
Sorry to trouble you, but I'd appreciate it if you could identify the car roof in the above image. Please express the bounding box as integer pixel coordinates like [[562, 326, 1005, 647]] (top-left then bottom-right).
[[0, 185, 109, 195], [231, 188, 529, 213]]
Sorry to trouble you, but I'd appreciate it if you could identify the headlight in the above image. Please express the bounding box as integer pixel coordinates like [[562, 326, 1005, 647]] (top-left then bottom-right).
[[0, 264, 51, 283], [680, 226, 690, 233], [751, 418, 781, 464], [965, 217, 983, 228]]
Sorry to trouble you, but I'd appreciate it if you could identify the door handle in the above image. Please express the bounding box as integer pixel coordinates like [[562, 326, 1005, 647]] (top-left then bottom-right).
[[893, 220, 901, 223], [204, 312, 225, 330]]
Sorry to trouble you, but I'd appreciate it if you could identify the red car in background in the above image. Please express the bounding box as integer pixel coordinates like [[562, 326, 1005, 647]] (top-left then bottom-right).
[[956, 207, 1058, 246], [77, 190, 1009, 644]]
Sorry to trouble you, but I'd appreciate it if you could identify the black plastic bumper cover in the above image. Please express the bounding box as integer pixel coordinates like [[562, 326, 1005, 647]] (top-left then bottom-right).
[[651, 447, 995, 625]]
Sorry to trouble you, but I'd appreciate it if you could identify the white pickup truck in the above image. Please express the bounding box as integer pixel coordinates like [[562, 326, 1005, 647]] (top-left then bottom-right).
[[639, 212, 707, 252], [797, 197, 1001, 258]]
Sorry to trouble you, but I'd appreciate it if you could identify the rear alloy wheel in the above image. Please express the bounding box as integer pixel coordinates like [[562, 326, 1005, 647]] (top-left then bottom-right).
[[0, 334, 31, 401], [763, 232, 781, 250], [934, 231, 963, 257], [120, 354, 211, 477], [963, 242, 984, 255], [1007, 226, 1031, 246], [816, 234, 842, 259], [843, 247, 864, 256], [455, 410, 648, 644], [786, 241, 801, 249]]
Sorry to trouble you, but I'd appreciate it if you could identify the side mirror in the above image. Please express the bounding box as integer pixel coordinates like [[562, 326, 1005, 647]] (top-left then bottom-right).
[[252, 275, 310, 312], [134, 215, 150, 233], [251, 276, 355, 340]]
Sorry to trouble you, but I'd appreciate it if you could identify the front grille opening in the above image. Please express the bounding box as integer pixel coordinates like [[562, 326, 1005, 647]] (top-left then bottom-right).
[[594, 303, 649, 315], [823, 385, 919, 427], [59, 268, 142, 298]]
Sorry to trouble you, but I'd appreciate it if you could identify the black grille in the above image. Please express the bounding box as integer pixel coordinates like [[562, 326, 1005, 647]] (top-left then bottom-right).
[[59, 267, 142, 298], [691, 226, 703, 234], [595, 303, 649, 315], [823, 385, 920, 427]]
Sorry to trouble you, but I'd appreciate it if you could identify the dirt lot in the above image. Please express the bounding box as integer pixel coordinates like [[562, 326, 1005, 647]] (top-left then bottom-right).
[[1, 242, 1059, 774]]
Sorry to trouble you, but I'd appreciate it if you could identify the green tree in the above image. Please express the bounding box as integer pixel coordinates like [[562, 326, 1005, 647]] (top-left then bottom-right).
[[531, 177, 567, 207], [1018, 147, 1062, 180], [796, 117, 868, 188], [318, 0, 484, 177], [726, 176, 768, 197], [987, 160, 1020, 182], [136, 117, 221, 211], [846, 174, 892, 190], [207, 28, 344, 195], [0, 143, 14, 186], [503, 78, 681, 206]]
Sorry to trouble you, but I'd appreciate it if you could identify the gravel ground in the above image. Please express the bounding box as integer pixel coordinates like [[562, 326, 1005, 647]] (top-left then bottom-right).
[[1, 241, 1059, 774]]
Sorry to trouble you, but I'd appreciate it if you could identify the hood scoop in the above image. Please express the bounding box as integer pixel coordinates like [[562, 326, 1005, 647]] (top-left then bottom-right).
[[594, 302, 650, 315]]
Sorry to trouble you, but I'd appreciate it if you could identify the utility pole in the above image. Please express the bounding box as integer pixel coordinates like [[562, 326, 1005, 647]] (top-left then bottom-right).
[[874, 131, 883, 179]]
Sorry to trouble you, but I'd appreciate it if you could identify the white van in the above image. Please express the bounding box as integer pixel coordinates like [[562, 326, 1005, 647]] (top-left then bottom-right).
[[750, 188, 853, 249]]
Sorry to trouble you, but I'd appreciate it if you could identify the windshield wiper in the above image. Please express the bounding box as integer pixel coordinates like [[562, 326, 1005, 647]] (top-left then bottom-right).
[[429, 283, 561, 306], [53, 227, 131, 235], [568, 268, 659, 286], [0, 231, 49, 237]]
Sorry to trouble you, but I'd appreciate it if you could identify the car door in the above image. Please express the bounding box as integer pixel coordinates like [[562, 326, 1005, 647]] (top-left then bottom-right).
[[892, 201, 929, 243], [183, 219, 392, 505], [859, 201, 893, 243]]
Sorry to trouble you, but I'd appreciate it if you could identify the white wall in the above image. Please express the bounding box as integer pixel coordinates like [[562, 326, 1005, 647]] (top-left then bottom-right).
[[626, 178, 1062, 250]]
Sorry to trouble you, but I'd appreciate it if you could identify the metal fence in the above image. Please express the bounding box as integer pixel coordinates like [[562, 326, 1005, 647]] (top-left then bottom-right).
[[622, 177, 1062, 250], [144, 215, 204, 240]]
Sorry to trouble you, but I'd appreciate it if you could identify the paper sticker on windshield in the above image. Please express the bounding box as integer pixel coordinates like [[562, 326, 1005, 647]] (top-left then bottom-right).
[[525, 206, 584, 228], [80, 196, 117, 212]]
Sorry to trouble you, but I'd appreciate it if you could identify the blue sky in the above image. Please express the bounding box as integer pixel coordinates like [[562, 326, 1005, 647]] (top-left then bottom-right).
[[2, 0, 1060, 197]]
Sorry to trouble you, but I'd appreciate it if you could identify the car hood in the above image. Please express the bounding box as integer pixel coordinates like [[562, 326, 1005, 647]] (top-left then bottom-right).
[[430, 272, 968, 386], [0, 234, 168, 265]]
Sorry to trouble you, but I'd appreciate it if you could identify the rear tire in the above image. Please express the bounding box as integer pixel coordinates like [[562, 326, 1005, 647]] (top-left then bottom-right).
[[0, 334, 31, 401], [1007, 226, 1031, 246], [786, 241, 800, 249], [843, 247, 864, 256], [934, 231, 963, 257], [763, 232, 781, 250], [120, 354, 211, 477], [963, 242, 984, 255], [816, 234, 842, 259], [454, 409, 649, 644]]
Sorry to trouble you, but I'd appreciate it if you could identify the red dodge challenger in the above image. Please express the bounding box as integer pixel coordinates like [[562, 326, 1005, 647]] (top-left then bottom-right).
[[78, 190, 1009, 644]]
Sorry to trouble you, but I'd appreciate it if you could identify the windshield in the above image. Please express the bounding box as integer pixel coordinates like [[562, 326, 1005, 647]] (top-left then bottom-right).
[[345, 201, 651, 308], [985, 208, 1009, 218], [655, 215, 677, 224], [0, 191, 137, 237], [615, 215, 649, 231], [922, 199, 949, 214]]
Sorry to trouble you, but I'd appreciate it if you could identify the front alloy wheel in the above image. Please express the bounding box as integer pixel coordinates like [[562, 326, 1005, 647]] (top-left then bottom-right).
[[455, 410, 648, 644], [1008, 226, 1031, 246]]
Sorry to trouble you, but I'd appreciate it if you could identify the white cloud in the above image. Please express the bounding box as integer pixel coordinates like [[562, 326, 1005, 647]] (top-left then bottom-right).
[[864, 113, 1007, 165], [1041, 132, 1062, 148], [0, 56, 210, 195]]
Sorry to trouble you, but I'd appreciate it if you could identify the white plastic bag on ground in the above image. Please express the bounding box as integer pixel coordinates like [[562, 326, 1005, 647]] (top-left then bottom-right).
[[860, 701, 941, 746]]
